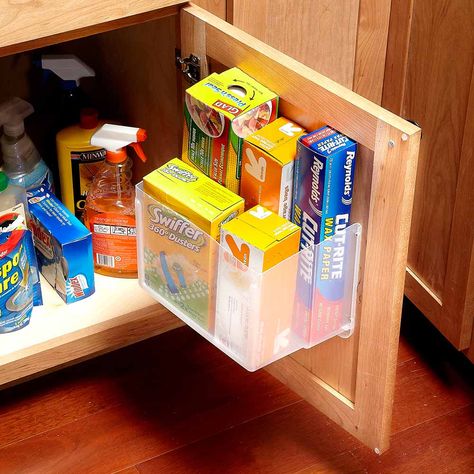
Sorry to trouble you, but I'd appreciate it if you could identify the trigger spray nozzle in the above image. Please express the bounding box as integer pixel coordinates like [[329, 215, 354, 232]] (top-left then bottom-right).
[[91, 124, 148, 163], [40, 54, 95, 87], [0, 97, 34, 137]]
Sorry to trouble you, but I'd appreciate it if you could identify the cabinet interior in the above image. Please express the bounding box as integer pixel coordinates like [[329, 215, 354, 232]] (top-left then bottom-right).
[[0, 8, 373, 404]]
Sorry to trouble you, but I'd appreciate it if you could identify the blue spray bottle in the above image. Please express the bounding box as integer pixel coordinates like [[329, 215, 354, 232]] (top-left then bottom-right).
[[40, 54, 95, 127]]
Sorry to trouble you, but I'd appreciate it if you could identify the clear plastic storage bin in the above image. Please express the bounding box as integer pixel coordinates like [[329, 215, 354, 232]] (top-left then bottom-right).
[[136, 182, 362, 371]]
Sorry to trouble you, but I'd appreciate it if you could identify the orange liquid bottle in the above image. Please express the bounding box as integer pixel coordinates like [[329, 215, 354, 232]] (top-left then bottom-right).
[[83, 124, 147, 278]]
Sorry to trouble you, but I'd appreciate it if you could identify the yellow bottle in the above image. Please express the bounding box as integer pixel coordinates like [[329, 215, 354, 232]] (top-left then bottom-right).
[[56, 108, 105, 218], [83, 124, 147, 278]]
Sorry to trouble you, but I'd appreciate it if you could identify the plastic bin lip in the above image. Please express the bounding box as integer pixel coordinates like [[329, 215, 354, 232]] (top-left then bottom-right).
[[136, 181, 361, 276], [136, 181, 362, 371]]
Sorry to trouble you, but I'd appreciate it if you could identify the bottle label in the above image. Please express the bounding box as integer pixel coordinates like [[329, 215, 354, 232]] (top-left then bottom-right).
[[86, 211, 137, 273], [71, 149, 106, 218], [8, 166, 54, 193]]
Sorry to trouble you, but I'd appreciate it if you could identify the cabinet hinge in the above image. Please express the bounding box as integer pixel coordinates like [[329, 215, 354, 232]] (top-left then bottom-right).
[[175, 50, 201, 84]]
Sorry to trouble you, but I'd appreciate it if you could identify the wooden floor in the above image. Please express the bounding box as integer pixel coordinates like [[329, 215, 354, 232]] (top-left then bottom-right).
[[0, 299, 473, 474]]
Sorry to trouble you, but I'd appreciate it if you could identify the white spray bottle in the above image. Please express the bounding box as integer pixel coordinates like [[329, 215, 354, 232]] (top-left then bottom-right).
[[0, 97, 54, 191]]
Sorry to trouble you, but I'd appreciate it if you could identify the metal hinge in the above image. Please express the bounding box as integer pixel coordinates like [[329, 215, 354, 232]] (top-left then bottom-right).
[[175, 50, 201, 84]]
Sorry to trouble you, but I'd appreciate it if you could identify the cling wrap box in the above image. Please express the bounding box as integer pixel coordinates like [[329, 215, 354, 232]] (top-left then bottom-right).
[[291, 126, 357, 343]]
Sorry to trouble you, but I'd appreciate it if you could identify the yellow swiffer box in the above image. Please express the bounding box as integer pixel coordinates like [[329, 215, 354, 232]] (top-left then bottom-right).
[[182, 68, 278, 194], [143, 158, 244, 240], [216, 206, 300, 367], [240, 117, 305, 219], [142, 158, 244, 332]]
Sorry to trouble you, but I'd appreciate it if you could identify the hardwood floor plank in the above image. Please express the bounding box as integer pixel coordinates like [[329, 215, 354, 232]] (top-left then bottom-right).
[[135, 402, 362, 474], [0, 333, 300, 474], [295, 451, 366, 473], [0, 327, 231, 448], [352, 405, 474, 473], [114, 467, 140, 474], [393, 302, 474, 434], [392, 357, 473, 434]]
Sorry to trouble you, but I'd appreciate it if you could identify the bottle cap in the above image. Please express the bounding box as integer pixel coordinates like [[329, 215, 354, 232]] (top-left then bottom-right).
[[0, 172, 9, 192], [80, 108, 99, 129]]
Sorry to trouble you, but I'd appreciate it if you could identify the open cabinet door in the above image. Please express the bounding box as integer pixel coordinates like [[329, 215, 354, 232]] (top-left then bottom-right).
[[180, 5, 420, 453]]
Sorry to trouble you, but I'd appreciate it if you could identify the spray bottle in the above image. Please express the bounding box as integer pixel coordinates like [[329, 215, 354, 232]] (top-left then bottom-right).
[[40, 54, 95, 127], [83, 124, 147, 278], [0, 97, 54, 191]]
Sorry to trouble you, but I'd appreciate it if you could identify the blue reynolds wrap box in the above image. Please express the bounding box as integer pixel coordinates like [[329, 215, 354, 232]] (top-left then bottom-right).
[[27, 187, 95, 304], [292, 126, 357, 343], [0, 210, 42, 333]]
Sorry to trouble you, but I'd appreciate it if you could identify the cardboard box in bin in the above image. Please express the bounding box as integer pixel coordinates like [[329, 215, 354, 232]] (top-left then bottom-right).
[[182, 67, 278, 193]]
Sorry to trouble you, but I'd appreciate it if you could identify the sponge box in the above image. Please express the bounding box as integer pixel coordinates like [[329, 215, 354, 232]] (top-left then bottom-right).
[[292, 126, 357, 342], [27, 186, 95, 304], [142, 158, 244, 331], [216, 205, 300, 366], [182, 67, 278, 193], [241, 117, 305, 219]]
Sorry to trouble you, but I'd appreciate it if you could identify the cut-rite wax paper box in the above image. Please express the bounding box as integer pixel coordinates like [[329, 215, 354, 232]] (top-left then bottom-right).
[[142, 158, 244, 332], [182, 67, 278, 193], [240, 117, 305, 219], [292, 126, 357, 344], [216, 205, 300, 367], [27, 186, 95, 304]]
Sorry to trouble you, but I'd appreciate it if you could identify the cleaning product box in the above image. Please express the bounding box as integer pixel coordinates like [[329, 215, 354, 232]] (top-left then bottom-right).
[[292, 126, 357, 343], [240, 117, 305, 219], [182, 67, 278, 193], [27, 186, 95, 304], [216, 205, 300, 367], [0, 213, 42, 333], [142, 158, 244, 331]]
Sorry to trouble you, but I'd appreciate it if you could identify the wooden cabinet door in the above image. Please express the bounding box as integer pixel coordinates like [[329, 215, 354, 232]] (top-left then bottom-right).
[[180, 5, 420, 452], [383, 0, 474, 351]]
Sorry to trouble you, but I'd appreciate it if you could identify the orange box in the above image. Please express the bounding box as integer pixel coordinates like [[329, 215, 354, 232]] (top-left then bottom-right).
[[215, 206, 300, 367], [240, 117, 305, 219]]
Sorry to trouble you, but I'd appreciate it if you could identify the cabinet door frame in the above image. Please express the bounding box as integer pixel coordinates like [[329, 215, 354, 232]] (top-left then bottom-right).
[[180, 4, 420, 452]]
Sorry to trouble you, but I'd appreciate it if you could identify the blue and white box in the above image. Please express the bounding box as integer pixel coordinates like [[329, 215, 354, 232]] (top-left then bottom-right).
[[27, 187, 95, 304], [292, 126, 357, 342]]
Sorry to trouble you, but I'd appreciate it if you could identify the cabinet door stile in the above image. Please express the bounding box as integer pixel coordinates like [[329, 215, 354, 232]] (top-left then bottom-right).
[[354, 121, 420, 451], [181, 4, 421, 452]]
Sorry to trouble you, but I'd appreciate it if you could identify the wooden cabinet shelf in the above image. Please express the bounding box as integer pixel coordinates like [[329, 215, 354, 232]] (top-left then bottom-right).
[[0, 275, 183, 388]]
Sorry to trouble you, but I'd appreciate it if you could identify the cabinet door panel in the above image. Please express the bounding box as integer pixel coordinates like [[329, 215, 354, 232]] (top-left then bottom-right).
[[181, 5, 420, 452], [384, 0, 474, 349]]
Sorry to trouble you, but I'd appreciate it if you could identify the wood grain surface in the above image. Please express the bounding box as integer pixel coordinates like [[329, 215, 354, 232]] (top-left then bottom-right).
[[0, 1, 185, 55], [232, 0, 359, 89], [352, 0, 392, 103], [0, 302, 472, 473], [404, 0, 474, 304], [179, 5, 420, 451]]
